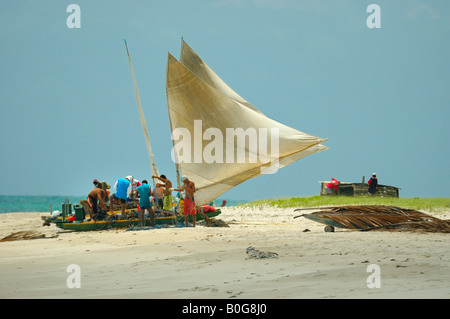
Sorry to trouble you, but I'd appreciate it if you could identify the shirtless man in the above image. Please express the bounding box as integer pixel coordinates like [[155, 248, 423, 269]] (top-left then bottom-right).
[[87, 185, 107, 220], [174, 175, 196, 227], [152, 174, 173, 211], [153, 184, 164, 209]]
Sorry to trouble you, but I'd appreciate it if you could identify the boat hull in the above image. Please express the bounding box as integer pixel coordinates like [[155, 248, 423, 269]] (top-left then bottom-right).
[[54, 210, 221, 231]]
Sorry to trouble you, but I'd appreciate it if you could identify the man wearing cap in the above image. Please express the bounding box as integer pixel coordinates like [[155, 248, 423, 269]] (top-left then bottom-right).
[[87, 184, 108, 220], [126, 175, 141, 199], [175, 175, 197, 227], [368, 173, 378, 195], [93, 179, 111, 203], [110, 177, 132, 214]]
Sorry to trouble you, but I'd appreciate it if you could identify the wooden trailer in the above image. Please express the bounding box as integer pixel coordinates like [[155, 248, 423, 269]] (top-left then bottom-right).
[[319, 180, 400, 197]]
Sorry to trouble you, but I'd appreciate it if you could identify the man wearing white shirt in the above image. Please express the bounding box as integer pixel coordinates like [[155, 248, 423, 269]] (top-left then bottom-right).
[[109, 177, 132, 214]]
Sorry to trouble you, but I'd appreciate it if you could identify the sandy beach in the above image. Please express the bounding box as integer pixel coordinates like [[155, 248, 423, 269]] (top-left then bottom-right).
[[0, 207, 449, 299]]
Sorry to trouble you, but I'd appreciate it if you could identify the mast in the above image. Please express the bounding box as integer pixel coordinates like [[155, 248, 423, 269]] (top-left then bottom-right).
[[161, 39, 185, 189], [166, 84, 181, 188], [124, 39, 159, 186]]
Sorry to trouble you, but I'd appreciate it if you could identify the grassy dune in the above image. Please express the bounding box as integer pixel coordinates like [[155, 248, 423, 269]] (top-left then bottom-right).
[[243, 196, 450, 213]]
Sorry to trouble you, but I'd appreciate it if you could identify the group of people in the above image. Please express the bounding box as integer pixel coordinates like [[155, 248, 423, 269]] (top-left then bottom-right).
[[87, 174, 198, 227], [324, 173, 379, 195]]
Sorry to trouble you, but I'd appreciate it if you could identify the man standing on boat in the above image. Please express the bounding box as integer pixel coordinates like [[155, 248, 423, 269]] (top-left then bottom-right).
[[152, 174, 173, 211], [110, 176, 132, 214], [137, 180, 154, 227], [368, 173, 378, 195], [175, 175, 197, 227]]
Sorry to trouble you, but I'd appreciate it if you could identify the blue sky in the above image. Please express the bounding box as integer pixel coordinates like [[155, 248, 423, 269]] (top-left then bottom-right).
[[0, 0, 449, 200]]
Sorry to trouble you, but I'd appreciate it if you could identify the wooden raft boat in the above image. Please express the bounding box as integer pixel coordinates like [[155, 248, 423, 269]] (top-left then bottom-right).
[[53, 209, 221, 231]]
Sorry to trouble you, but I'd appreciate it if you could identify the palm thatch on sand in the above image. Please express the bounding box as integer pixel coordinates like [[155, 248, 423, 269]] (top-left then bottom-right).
[[294, 205, 450, 233], [0, 230, 57, 242]]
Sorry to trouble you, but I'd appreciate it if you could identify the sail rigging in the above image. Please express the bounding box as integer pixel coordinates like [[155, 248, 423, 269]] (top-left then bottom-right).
[[124, 40, 159, 185], [166, 40, 328, 205]]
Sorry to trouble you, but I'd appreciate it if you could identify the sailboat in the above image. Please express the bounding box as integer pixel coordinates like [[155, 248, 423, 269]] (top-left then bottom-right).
[[166, 39, 328, 206], [49, 39, 327, 231]]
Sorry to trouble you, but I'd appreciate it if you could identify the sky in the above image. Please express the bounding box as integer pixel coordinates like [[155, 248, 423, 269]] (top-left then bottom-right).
[[0, 0, 449, 201]]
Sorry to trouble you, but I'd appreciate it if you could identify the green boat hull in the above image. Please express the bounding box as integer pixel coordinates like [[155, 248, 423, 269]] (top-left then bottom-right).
[[54, 210, 221, 231]]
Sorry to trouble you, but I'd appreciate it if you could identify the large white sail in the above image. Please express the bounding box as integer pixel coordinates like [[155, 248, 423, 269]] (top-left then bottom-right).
[[166, 41, 327, 205], [179, 40, 264, 116]]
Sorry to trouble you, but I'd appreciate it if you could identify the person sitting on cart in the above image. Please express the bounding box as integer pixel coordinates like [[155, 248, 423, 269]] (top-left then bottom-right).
[[325, 178, 340, 195]]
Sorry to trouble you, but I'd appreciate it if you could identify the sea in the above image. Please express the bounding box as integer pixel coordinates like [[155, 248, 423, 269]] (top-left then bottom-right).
[[0, 195, 85, 213], [0, 195, 246, 214]]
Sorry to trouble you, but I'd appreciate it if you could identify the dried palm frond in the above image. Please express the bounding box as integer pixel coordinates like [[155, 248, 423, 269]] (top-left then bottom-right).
[[199, 211, 229, 227], [294, 205, 450, 233], [0, 230, 57, 242]]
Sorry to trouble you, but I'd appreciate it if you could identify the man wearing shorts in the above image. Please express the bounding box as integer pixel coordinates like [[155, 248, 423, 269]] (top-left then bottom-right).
[[109, 177, 132, 214], [87, 185, 107, 220], [175, 175, 197, 227], [137, 180, 154, 226], [152, 174, 173, 211], [152, 184, 164, 209]]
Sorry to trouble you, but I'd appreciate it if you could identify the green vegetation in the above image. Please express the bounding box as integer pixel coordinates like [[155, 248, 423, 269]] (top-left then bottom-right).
[[242, 196, 450, 213]]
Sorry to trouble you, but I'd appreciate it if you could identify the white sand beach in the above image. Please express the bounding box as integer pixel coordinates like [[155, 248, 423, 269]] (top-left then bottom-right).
[[0, 207, 449, 299]]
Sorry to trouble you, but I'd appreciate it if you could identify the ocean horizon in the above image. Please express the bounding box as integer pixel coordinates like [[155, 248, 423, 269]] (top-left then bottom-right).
[[0, 195, 246, 213]]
